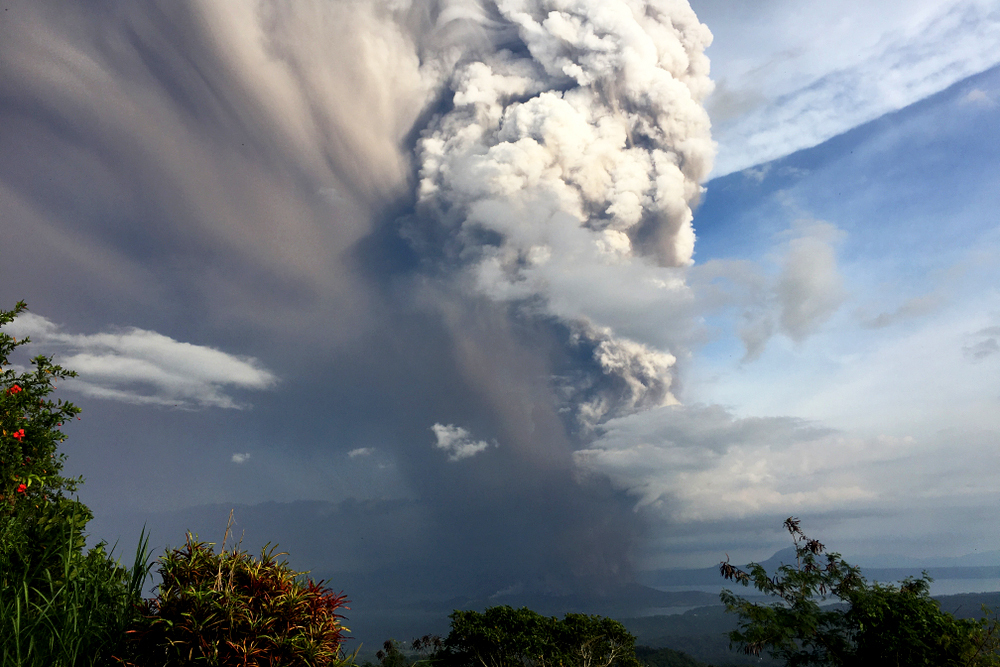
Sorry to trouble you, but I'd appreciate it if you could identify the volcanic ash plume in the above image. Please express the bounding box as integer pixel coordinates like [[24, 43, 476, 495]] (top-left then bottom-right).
[[412, 0, 715, 426]]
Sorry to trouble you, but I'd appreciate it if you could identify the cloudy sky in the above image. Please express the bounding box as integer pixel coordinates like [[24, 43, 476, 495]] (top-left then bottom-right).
[[2, 0, 1000, 611]]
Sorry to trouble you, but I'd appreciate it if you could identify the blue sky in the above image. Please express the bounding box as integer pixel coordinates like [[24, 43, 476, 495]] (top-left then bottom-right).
[[2, 0, 1000, 602], [619, 63, 1000, 565], [691, 63, 1000, 411]]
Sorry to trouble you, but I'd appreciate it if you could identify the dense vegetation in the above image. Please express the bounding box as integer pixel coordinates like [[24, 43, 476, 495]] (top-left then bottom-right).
[[2, 301, 998, 667], [434, 606, 641, 667], [364, 608, 708, 667]]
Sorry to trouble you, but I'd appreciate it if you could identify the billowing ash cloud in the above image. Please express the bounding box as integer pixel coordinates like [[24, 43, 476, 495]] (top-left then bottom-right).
[[0, 0, 723, 601], [564, 323, 678, 429], [409, 0, 715, 429]]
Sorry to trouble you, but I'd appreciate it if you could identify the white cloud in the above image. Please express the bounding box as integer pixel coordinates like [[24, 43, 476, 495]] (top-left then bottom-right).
[[775, 223, 846, 342], [348, 447, 375, 458], [690, 220, 846, 361], [740, 164, 771, 184], [574, 404, 875, 521], [575, 402, 1000, 523], [690, 281, 1000, 439], [707, 0, 1000, 175], [857, 291, 946, 329], [962, 87, 996, 105], [431, 423, 493, 461], [231, 452, 251, 464], [964, 337, 1000, 360], [6, 312, 277, 408]]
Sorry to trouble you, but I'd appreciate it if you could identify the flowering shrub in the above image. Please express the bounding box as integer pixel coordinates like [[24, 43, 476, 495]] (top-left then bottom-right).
[[0, 300, 91, 586], [118, 530, 352, 667]]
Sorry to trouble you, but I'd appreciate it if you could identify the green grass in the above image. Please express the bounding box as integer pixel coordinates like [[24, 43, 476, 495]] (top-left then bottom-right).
[[0, 522, 151, 667]]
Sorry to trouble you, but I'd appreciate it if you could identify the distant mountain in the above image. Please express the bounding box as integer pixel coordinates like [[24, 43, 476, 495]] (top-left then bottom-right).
[[637, 547, 797, 588], [638, 546, 1000, 589]]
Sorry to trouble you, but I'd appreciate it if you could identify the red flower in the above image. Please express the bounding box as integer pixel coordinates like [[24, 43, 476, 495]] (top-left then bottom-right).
[[16, 484, 26, 494], [12, 429, 25, 441], [7, 384, 22, 394]]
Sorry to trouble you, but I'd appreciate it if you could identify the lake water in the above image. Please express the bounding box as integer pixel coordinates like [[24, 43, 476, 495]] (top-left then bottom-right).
[[927, 578, 1000, 596], [647, 579, 1000, 610]]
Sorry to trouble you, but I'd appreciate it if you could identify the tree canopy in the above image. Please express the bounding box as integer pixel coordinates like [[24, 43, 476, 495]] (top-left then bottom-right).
[[720, 517, 1000, 666], [432, 606, 642, 667]]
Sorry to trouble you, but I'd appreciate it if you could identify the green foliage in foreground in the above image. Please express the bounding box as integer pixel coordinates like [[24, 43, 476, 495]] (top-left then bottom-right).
[[1, 301, 153, 665], [369, 636, 709, 667], [0, 523, 150, 666], [720, 517, 1000, 666], [116, 526, 352, 667], [431, 606, 642, 667], [367, 611, 712, 667], [1, 301, 90, 590]]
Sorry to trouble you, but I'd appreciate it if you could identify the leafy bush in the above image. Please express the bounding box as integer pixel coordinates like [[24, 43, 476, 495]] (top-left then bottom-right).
[[432, 606, 641, 667], [720, 517, 1000, 666], [1, 301, 152, 665], [118, 526, 352, 667]]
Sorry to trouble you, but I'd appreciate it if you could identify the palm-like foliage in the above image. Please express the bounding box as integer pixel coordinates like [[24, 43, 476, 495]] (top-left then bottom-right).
[[118, 530, 351, 666]]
